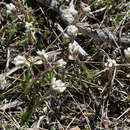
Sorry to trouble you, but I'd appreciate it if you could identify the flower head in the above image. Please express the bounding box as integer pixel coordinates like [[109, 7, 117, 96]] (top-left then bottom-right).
[[69, 0, 78, 16], [69, 40, 87, 60], [50, 0, 58, 7], [14, 55, 30, 67], [6, 3, 16, 14], [67, 25, 78, 37], [6, 3, 16, 11], [104, 59, 117, 68], [51, 77, 66, 93], [80, 2, 91, 14], [0, 74, 6, 90], [60, 7, 75, 24], [60, 0, 78, 24], [37, 49, 61, 62], [25, 22, 34, 32], [37, 49, 48, 60], [56, 59, 66, 68], [124, 47, 130, 59]]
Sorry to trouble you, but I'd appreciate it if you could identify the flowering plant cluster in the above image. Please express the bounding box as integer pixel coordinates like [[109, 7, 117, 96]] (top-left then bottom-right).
[[0, 0, 130, 129], [1, 0, 128, 95], [0, 0, 92, 92]]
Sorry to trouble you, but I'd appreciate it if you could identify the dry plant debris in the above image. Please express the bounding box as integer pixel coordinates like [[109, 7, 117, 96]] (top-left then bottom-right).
[[0, 0, 130, 129]]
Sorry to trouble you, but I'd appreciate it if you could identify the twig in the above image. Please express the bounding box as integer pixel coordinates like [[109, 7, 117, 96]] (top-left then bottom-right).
[[0, 100, 23, 111], [76, 23, 130, 46], [116, 107, 130, 120]]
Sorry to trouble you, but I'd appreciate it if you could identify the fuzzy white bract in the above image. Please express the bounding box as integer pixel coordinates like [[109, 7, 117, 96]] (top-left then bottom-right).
[[25, 22, 34, 32], [80, 2, 91, 14], [0, 74, 6, 90], [104, 59, 117, 68], [37, 49, 60, 62], [69, 0, 78, 16], [14, 55, 30, 67], [60, 7, 75, 24], [51, 77, 66, 93], [124, 47, 130, 59], [6, 3, 16, 14], [6, 3, 16, 11], [67, 25, 78, 37], [69, 40, 87, 60], [37, 49, 48, 60], [60, 0, 78, 24], [50, 0, 58, 7], [56, 59, 66, 68]]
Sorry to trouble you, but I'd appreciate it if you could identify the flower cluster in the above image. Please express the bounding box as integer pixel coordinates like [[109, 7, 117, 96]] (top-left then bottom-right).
[[80, 2, 91, 15], [60, 0, 78, 24], [51, 77, 66, 93], [104, 59, 117, 68], [124, 47, 130, 60], [69, 40, 88, 60], [14, 55, 30, 67], [67, 25, 78, 37], [0, 74, 7, 90], [25, 22, 34, 32], [37, 49, 48, 61], [55, 59, 66, 68], [36, 49, 61, 62], [6, 3, 16, 15]]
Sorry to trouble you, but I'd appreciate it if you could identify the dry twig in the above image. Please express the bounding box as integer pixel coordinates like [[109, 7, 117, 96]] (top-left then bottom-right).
[[76, 22, 130, 46]]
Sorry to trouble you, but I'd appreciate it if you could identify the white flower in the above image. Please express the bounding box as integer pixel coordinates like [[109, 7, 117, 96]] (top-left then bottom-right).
[[37, 49, 61, 62], [50, 0, 58, 7], [37, 49, 48, 60], [14, 55, 30, 67], [104, 59, 117, 68], [69, 0, 78, 16], [6, 3, 16, 14], [126, 74, 130, 78], [51, 77, 66, 93], [124, 47, 130, 59], [25, 22, 34, 32], [67, 25, 78, 37], [6, 3, 16, 11], [0, 74, 7, 90], [80, 2, 91, 14], [6, 10, 12, 15], [60, 8, 75, 24], [69, 40, 87, 60], [56, 59, 66, 68], [60, 0, 78, 24]]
